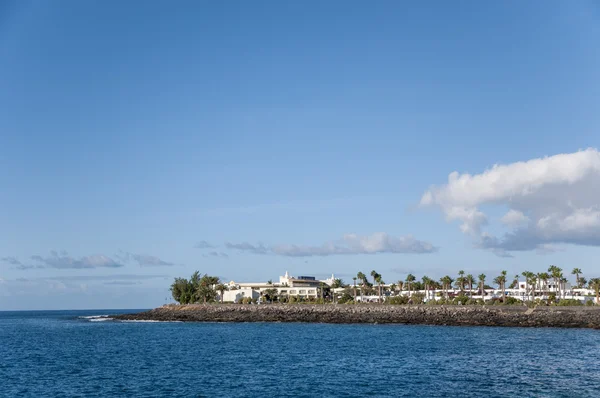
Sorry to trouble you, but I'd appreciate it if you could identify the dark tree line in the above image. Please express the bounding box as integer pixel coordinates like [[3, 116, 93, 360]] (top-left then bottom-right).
[[170, 271, 226, 304]]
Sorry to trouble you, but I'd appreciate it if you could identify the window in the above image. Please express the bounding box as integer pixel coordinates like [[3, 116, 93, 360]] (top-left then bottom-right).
[[308, 290, 315, 294], [290, 290, 296, 294], [299, 290, 306, 294], [280, 290, 287, 294]]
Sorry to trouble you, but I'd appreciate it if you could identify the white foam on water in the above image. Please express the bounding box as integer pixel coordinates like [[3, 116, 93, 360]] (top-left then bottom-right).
[[79, 315, 113, 321], [120, 320, 182, 323]]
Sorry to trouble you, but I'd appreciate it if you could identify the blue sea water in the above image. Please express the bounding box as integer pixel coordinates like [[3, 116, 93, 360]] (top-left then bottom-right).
[[1, 310, 599, 397]]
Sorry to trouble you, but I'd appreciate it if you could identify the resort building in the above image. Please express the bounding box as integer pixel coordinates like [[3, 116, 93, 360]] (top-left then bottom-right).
[[221, 271, 334, 303], [220, 273, 595, 304]]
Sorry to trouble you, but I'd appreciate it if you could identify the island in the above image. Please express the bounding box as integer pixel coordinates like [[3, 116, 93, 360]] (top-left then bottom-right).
[[114, 304, 600, 329]]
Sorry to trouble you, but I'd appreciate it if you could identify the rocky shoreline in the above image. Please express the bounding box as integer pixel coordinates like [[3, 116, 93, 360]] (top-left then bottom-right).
[[114, 304, 600, 329]]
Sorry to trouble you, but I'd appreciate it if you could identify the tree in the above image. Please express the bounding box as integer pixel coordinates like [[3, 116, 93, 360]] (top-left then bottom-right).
[[371, 270, 379, 286], [397, 280, 404, 295], [215, 283, 228, 304], [440, 276, 453, 300], [370, 270, 382, 302], [357, 272, 367, 301], [509, 275, 519, 289], [589, 278, 600, 304], [539, 272, 550, 296], [496, 270, 507, 302], [263, 288, 279, 303], [170, 271, 220, 304], [422, 276, 431, 301], [572, 268, 582, 288], [170, 277, 193, 304], [521, 271, 532, 301], [406, 274, 416, 297], [457, 270, 466, 292], [352, 277, 357, 299], [549, 265, 563, 299], [390, 283, 397, 295], [197, 274, 219, 303], [331, 278, 345, 289], [529, 273, 537, 301], [466, 274, 475, 298], [376, 275, 384, 303], [478, 274, 486, 301]]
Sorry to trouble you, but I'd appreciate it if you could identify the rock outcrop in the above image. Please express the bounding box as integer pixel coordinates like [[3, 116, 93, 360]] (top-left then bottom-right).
[[114, 304, 600, 329]]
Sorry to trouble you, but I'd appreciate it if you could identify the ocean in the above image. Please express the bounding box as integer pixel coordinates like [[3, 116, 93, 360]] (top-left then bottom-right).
[[1, 309, 599, 397]]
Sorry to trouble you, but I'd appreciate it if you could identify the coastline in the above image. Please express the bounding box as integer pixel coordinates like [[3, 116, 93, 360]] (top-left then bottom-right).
[[114, 304, 600, 329]]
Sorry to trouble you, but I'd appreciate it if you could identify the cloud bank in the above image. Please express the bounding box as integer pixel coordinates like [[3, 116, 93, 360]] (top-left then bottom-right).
[[194, 241, 215, 249], [30, 251, 124, 269], [421, 148, 600, 256], [226, 232, 437, 257], [116, 252, 175, 267], [4, 251, 175, 270]]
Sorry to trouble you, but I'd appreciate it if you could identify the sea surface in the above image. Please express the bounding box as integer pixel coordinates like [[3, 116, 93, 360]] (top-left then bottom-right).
[[1, 310, 599, 397]]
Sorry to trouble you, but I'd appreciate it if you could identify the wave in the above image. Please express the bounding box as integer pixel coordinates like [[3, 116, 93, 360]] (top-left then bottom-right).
[[79, 315, 113, 322], [119, 320, 182, 323]]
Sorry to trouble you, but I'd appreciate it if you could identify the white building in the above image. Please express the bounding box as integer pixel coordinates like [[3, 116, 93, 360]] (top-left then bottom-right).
[[221, 271, 324, 302]]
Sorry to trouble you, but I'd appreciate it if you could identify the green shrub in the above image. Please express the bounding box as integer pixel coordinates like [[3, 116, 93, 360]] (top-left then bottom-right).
[[586, 300, 594, 306], [338, 292, 355, 304], [387, 295, 409, 305], [557, 299, 583, 306], [503, 297, 521, 305], [410, 292, 425, 304]]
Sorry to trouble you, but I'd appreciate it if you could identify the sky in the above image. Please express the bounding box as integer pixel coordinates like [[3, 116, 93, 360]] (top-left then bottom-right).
[[1, 0, 599, 310]]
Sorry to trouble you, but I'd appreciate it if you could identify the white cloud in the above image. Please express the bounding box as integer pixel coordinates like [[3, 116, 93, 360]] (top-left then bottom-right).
[[421, 148, 600, 256], [194, 241, 215, 249], [116, 252, 175, 267], [501, 209, 529, 227], [226, 232, 437, 257], [30, 251, 124, 269]]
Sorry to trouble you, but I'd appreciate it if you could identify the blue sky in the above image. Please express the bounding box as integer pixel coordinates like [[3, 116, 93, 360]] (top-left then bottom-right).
[[1, 1, 599, 310]]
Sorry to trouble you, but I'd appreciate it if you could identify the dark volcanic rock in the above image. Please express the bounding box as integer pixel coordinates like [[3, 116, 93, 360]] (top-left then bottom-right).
[[113, 304, 600, 329]]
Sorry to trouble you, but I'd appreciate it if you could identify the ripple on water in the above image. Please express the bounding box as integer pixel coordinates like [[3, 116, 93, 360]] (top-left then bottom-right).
[[1, 311, 599, 397]]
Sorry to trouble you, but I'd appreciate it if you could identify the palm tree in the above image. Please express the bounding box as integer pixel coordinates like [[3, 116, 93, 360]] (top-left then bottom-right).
[[406, 274, 416, 297], [478, 274, 486, 301], [422, 276, 431, 301], [371, 270, 379, 286], [510, 275, 519, 289], [440, 276, 453, 300], [215, 283, 227, 304], [499, 270, 507, 302], [352, 277, 357, 299], [357, 272, 367, 301], [538, 272, 549, 297], [397, 280, 404, 296], [572, 268, 582, 288], [589, 278, 600, 304], [493, 272, 507, 302], [457, 270, 466, 292], [390, 283, 397, 295], [466, 274, 475, 298], [375, 275, 384, 303], [549, 265, 563, 298], [529, 273, 537, 301], [521, 271, 531, 302]]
